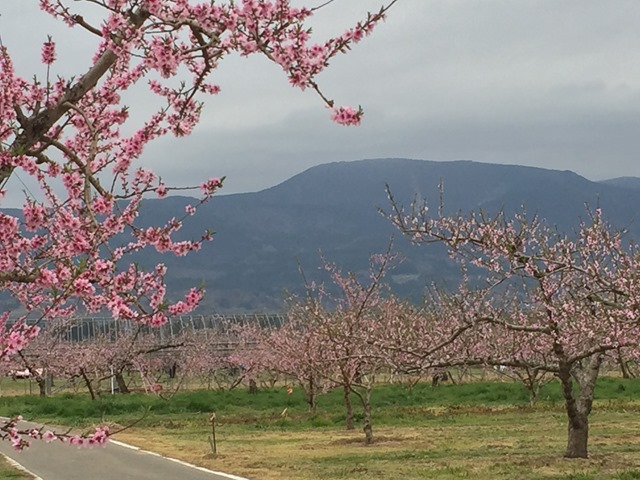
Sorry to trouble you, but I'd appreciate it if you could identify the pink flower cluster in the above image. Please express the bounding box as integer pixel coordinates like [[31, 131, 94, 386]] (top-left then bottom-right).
[[8, 425, 29, 451], [168, 288, 203, 316], [0, 319, 40, 358], [41, 37, 56, 65], [2, 418, 109, 451], [201, 177, 223, 196], [67, 426, 110, 448], [331, 106, 363, 126]]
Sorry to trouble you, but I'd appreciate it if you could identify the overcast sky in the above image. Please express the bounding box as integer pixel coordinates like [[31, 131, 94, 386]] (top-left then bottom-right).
[[3, 1, 640, 199]]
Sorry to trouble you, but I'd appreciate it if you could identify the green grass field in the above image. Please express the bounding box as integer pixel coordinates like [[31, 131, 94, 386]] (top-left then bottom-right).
[[3, 377, 640, 479]]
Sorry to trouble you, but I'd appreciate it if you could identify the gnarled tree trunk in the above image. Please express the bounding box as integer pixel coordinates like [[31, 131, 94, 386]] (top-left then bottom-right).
[[566, 412, 589, 458], [361, 387, 374, 445], [559, 354, 602, 458], [36, 376, 47, 398], [307, 375, 318, 414], [617, 347, 633, 379], [80, 367, 97, 401], [115, 371, 130, 394], [343, 384, 354, 430]]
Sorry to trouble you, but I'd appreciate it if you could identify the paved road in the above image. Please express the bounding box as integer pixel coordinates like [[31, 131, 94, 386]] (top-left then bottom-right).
[[0, 420, 246, 480]]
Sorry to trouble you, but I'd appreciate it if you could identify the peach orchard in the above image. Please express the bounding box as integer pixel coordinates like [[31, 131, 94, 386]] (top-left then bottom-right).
[[0, 0, 637, 464]]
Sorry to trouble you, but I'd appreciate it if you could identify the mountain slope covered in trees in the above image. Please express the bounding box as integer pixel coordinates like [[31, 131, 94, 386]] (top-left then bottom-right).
[[4, 158, 637, 313], [132, 158, 640, 312]]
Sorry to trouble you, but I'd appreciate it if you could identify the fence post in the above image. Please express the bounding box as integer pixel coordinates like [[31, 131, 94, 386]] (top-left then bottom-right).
[[208, 411, 217, 456]]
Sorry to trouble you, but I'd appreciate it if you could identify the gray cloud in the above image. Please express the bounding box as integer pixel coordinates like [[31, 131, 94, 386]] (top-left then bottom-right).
[[3, 1, 640, 204]]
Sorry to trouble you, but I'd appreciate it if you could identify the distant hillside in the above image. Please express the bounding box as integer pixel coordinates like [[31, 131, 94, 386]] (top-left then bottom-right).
[[4, 159, 640, 313], [599, 176, 640, 191], [134, 159, 640, 312]]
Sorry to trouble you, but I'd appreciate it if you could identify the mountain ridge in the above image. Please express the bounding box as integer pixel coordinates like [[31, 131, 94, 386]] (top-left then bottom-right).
[[3, 159, 640, 312], [135, 158, 640, 311]]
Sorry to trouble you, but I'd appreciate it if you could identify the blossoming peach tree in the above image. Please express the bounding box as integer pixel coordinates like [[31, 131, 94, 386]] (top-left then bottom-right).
[[389, 189, 640, 458], [0, 0, 397, 449]]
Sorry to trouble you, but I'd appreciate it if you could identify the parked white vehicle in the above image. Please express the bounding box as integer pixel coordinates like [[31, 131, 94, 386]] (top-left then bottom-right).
[[7, 368, 44, 379]]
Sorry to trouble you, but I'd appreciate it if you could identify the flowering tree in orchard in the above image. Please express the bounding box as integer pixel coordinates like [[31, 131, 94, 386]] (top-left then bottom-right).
[[177, 321, 262, 392], [389, 190, 640, 458], [14, 318, 189, 398], [381, 285, 555, 404], [10, 317, 75, 398], [177, 330, 243, 391], [0, 0, 397, 449], [282, 251, 489, 445], [286, 251, 401, 444], [371, 282, 494, 379], [255, 311, 331, 413]]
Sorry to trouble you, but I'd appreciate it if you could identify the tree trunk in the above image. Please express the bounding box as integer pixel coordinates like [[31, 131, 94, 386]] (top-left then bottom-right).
[[559, 354, 602, 459], [307, 392, 317, 414], [343, 384, 354, 430], [37, 377, 47, 397], [307, 376, 317, 414], [566, 412, 589, 458], [617, 348, 632, 379], [362, 388, 374, 445], [115, 371, 130, 394], [80, 368, 97, 400], [248, 379, 258, 394], [525, 375, 541, 407]]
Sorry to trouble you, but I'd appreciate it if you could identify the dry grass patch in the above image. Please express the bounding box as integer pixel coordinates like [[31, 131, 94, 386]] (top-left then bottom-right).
[[114, 410, 640, 480]]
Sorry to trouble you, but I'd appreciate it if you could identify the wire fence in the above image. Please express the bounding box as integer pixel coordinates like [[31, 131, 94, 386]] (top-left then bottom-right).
[[9, 314, 289, 343]]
